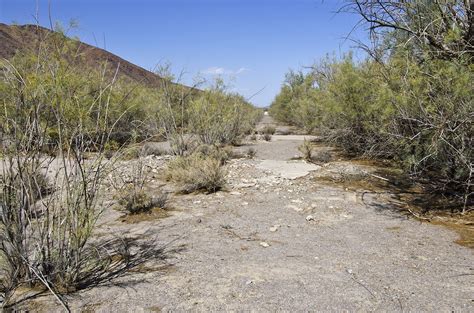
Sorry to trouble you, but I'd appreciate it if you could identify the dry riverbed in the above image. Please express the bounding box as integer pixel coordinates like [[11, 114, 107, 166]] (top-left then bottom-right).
[[26, 117, 473, 312]]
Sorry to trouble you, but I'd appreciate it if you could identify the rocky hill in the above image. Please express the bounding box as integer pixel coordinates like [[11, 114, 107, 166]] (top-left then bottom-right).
[[0, 23, 185, 89]]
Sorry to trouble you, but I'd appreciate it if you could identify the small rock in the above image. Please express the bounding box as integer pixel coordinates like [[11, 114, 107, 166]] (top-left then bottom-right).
[[193, 200, 202, 204], [306, 215, 315, 221], [259, 242, 270, 248], [242, 202, 249, 206], [269, 225, 280, 232], [291, 199, 303, 204], [230, 191, 242, 196], [245, 280, 254, 285]]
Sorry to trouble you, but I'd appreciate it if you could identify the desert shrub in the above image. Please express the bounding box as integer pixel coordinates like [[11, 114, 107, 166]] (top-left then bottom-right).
[[120, 146, 141, 160], [262, 134, 272, 142], [153, 70, 196, 156], [193, 144, 234, 164], [165, 153, 226, 193], [119, 189, 153, 214], [119, 188, 167, 215], [312, 151, 332, 164], [298, 139, 313, 161], [189, 86, 261, 146], [245, 147, 257, 159], [0, 25, 135, 307], [249, 133, 257, 141], [261, 125, 276, 135], [140, 143, 166, 157], [269, 1, 473, 212], [116, 160, 151, 214]]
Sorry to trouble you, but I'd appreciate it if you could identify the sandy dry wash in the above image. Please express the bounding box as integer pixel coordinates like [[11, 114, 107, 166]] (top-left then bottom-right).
[[31, 116, 473, 312]]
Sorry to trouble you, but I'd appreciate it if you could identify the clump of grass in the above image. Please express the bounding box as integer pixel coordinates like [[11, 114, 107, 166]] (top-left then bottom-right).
[[245, 147, 257, 159], [165, 153, 226, 193], [193, 144, 234, 165], [119, 189, 153, 214], [312, 150, 332, 163], [261, 125, 276, 135], [120, 146, 141, 160], [119, 188, 168, 215]]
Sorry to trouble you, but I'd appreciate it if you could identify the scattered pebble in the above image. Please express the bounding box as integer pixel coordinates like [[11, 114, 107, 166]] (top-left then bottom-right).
[[259, 242, 270, 248], [269, 225, 280, 232], [306, 215, 315, 221]]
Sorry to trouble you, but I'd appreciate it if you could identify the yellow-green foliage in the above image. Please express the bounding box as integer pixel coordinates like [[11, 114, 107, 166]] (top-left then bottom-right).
[[270, 53, 473, 205], [189, 89, 261, 146], [165, 152, 227, 193]]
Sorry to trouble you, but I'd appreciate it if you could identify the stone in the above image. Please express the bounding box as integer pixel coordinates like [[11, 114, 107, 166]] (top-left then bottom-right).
[[269, 225, 281, 232], [259, 242, 270, 248]]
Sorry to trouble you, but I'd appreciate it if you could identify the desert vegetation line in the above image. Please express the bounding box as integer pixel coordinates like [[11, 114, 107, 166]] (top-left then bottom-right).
[[270, 0, 473, 213], [0, 23, 261, 308]]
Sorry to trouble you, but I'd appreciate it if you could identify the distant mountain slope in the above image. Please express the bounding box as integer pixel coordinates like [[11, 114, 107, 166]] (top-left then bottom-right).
[[0, 23, 186, 90]]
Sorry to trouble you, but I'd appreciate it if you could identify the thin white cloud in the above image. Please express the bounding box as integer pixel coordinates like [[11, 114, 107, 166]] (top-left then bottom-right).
[[235, 67, 250, 74], [201, 66, 250, 76]]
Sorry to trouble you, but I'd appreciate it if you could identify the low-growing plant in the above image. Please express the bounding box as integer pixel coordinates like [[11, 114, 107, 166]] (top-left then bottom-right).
[[193, 144, 234, 165], [298, 139, 313, 162], [119, 188, 154, 214], [261, 125, 276, 135], [120, 146, 141, 160], [245, 147, 257, 159], [140, 143, 166, 157], [165, 153, 226, 193], [262, 134, 272, 142], [311, 150, 332, 164]]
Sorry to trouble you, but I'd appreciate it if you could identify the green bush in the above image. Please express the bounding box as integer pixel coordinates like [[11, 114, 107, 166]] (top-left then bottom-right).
[[270, 48, 472, 210]]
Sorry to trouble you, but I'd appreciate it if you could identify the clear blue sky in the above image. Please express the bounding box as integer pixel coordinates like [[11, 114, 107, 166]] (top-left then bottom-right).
[[0, 0, 367, 107]]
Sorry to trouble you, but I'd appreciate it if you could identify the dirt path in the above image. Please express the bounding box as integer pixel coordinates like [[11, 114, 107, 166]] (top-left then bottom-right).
[[40, 116, 472, 311]]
